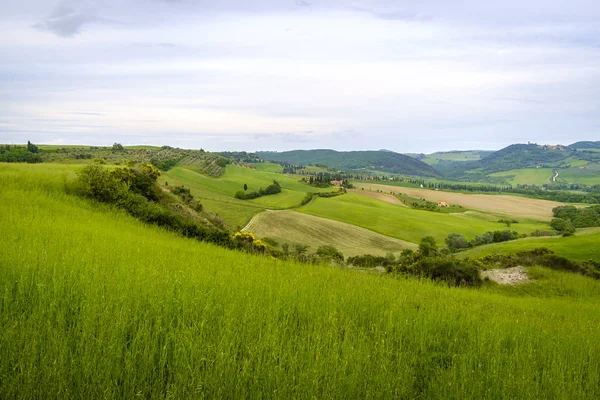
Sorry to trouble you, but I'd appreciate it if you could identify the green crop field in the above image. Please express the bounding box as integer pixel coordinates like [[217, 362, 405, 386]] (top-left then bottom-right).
[[253, 162, 284, 173], [3, 162, 600, 398], [457, 228, 600, 261], [489, 168, 554, 185], [245, 210, 417, 257], [299, 193, 549, 244]]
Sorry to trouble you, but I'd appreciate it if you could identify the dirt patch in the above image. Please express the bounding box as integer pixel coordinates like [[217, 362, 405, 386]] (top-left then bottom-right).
[[349, 189, 407, 207], [481, 266, 530, 285], [354, 183, 563, 221]]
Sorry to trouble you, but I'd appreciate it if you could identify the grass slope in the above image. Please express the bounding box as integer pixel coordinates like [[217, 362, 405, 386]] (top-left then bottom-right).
[[299, 194, 548, 244], [458, 228, 600, 261], [3, 164, 600, 398], [245, 210, 417, 257], [161, 166, 332, 229], [489, 168, 554, 185]]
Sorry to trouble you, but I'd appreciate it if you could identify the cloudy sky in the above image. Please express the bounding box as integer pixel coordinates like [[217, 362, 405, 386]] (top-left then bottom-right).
[[1, 0, 599, 152]]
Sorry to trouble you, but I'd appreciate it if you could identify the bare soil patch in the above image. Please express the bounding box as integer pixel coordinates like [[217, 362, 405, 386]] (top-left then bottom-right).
[[481, 266, 530, 285]]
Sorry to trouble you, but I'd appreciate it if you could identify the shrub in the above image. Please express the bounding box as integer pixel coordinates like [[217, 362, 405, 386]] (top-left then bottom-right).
[[401, 257, 482, 287], [316, 245, 344, 262], [445, 233, 469, 252]]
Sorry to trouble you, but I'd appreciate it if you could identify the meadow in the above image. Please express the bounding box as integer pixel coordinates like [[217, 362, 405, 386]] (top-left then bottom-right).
[[458, 228, 600, 261], [299, 193, 549, 244], [489, 168, 554, 185], [3, 163, 600, 398], [161, 165, 332, 229], [244, 210, 417, 257], [489, 165, 600, 186]]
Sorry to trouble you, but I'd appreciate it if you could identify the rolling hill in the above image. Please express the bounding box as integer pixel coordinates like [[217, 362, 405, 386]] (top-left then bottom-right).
[[436, 143, 600, 182], [256, 149, 441, 177], [568, 141, 600, 150], [4, 163, 600, 398], [243, 210, 417, 257]]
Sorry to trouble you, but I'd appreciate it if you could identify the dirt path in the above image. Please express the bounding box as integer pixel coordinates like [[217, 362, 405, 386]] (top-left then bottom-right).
[[354, 183, 563, 221], [481, 266, 529, 285], [348, 189, 407, 206]]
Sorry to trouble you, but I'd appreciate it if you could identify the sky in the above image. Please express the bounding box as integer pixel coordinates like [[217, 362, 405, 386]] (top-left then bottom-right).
[[1, 0, 599, 153]]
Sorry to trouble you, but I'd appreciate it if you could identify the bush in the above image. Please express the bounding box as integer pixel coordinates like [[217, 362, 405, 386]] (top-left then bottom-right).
[[402, 257, 482, 287], [316, 245, 344, 262], [550, 218, 576, 236], [445, 233, 469, 252]]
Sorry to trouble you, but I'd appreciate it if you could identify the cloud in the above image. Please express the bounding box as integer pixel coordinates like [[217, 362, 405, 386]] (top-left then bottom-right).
[[33, 0, 98, 37]]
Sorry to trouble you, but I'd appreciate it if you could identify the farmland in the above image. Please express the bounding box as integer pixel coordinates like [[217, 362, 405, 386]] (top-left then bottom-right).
[[299, 193, 548, 244], [244, 210, 417, 257], [489, 168, 555, 185], [352, 182, 562, 220], [3, 163, 600, 398]]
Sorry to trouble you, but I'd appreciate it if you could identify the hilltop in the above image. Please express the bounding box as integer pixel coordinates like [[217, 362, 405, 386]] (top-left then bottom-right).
[[256, 149, 440, 177]]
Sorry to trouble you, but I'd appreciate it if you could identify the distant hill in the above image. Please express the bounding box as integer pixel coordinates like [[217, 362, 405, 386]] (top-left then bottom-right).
[[256, 149, 440, 177], [436, 143, 600, 181], [568, 141, 600, 150], [406, 150, 494, 165]]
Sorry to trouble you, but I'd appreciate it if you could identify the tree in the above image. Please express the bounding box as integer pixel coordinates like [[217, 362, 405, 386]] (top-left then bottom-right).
[[27, 140, 38, 153], [112, 142, 124, 151], [244, 184, 248, 191], [418, 236, 438, 257], [550, 218, 576, 237], [445, 233, 469, 252]]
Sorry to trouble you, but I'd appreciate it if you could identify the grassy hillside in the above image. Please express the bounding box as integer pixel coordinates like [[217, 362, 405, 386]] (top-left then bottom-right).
[[299, 193, 548, 244], [244, 210, 417, 257], [3, 163, 600, 398], [489, 165, 600, 186], [489, 168, 555, 185], [257, 149, 441, 177], [457, 228, 600, 261], [160, 165, 332, 229], [437, 143, 600, 182], [569, 141, 600, 150]]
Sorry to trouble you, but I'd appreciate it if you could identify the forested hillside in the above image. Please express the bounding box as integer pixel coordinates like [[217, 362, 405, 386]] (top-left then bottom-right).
[[256, 149, 440, 177]]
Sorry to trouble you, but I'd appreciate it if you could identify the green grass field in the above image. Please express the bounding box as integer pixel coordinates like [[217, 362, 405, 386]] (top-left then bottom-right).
[[253, 162, 284, 173], [3, 163, 600, 398], [299, 193, 548, 244], [458, 228, 600, 261], [422, 151, 485, 165], [489, 168, 554, 185], [161, 165, 334, 228], [245, 210, 417, 257], [489, 165, 600, 186]]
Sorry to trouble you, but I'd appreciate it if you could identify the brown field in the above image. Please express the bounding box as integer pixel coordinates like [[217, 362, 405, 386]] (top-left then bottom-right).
[[348, 189, 407, 206], [243, 210, 417, 257], [353, 182, 564, 221]]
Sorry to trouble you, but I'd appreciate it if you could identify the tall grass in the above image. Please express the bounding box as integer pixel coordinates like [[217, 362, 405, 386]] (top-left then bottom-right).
[[2, 164, 600, 398]]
